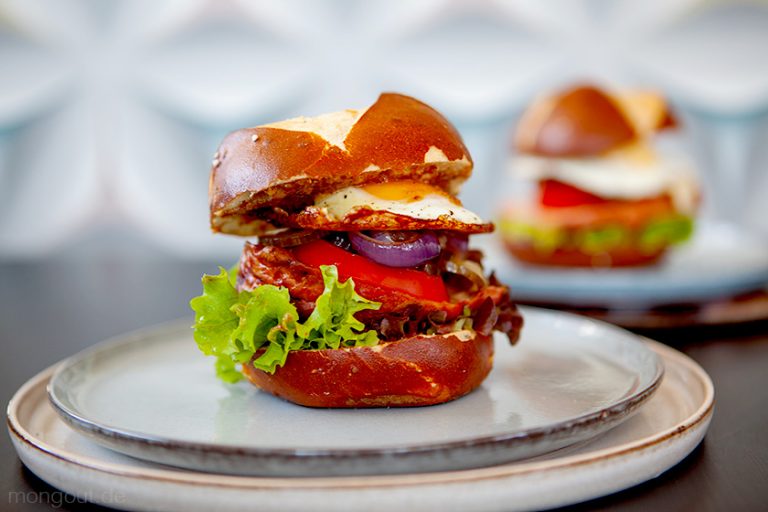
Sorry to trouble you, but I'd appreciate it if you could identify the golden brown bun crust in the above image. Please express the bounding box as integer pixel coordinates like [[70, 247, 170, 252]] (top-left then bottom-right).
[[504, 241, 666, 268], [241, 331, 494, 408], [658, 108, 678, 131], [516, 86, 636, 157], [515, 85, 678, 158], [210, 93, 473, 236]]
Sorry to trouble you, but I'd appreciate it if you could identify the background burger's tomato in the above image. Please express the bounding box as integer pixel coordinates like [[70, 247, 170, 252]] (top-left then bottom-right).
[[294, 240, 449, 302], [533, 180, 679, 229], [539, 179, 608, 207]]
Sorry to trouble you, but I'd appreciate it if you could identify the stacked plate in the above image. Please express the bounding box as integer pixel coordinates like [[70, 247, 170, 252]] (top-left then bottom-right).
[[7, 308, 713, 511]]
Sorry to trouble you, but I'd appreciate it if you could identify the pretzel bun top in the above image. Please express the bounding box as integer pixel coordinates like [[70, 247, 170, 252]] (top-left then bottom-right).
[[515, 85, 677, 158], [210, 93, 473, 236]]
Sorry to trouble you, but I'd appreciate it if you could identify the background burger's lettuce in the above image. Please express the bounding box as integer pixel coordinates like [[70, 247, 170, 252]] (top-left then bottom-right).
[[639, 216, 694, 252], [190, 265, 380, 382], [499, 215, 693, 255]]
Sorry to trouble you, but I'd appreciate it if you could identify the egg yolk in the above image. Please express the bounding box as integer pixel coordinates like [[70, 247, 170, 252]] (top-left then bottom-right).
[[610, 142, 658, 166], [361, 181, 461, 205], [613, 91, 666, 135]]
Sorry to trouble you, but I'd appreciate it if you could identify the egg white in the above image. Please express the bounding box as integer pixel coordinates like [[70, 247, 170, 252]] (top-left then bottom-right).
[[315, 186, 485, 225], [513, 153, 698, 213]]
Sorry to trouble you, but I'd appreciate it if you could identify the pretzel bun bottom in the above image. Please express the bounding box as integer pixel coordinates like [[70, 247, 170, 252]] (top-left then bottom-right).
[[242, 332, 494, 408], [504, 241, 666, 268]]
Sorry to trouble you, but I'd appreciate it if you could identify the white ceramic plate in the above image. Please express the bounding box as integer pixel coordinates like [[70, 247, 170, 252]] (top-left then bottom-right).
[[8, 340, 712, 512], [485, 221, 768, 307], [47, 308, 662, 476]]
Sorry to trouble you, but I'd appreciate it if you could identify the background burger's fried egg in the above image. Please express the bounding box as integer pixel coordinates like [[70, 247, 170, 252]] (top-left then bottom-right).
[[514, 147, 699, 213], [315, 181, 485, 226]]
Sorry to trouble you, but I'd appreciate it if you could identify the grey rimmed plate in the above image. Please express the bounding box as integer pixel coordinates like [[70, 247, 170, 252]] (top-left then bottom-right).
[[47, 307, 662, 477]]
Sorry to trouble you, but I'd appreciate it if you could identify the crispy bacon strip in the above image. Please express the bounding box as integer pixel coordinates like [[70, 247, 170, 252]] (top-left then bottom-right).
[[252, 205, 493, 234], [238, 243, 522, 344]]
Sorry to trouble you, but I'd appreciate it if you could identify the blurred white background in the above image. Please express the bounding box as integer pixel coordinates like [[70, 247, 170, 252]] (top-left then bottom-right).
[[0, 0, 767, 260]]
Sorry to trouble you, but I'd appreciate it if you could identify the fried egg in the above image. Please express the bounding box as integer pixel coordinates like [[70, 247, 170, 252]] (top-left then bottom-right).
[[315, 181, 485, 226], [514, 144, 699, 213]]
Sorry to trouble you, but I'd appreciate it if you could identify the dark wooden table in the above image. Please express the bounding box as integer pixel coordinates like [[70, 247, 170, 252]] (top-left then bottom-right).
[[2, 257, 767, 511]]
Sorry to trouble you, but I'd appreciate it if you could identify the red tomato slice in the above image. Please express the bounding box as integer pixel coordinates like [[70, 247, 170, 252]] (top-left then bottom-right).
[[294, 240, 449, 302], [539, 179, 608, 207]]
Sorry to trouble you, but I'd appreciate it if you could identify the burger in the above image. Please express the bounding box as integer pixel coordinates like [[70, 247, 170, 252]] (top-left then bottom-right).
[[190, 93, 523, 408], [499, 84, 699, 267]]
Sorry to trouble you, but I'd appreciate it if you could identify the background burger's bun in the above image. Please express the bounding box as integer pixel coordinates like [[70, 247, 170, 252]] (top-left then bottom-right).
[[613, 90, 677, 136], [242, 331, 494, 408], [504, 241, 667, 268], [515, 85, 676, 158], [210, 93, 473, 236]]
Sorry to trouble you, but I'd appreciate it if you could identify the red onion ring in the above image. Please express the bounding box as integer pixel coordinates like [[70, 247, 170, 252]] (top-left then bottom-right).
[[349, 231, 441, 268], [445, 233, 469, 254]]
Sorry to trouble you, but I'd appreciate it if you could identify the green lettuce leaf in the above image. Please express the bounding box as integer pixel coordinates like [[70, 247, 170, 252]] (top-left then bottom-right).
[[499, 220, 566, 253], [189, 264, 381, 381], [297, 266, 380, 350], [575, 226, 628, 254], [639, 216, 694, 253], [500, 216, 694, 255], [230, 285, 300, 373], [215, 354, 243, 384], [227, 263, 239, 287], [189, 267, 240, 359]]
